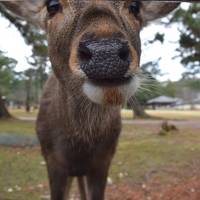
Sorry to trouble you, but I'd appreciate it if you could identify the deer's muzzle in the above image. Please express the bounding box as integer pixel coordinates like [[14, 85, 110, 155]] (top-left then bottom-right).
[[78, 38, 131, 85]]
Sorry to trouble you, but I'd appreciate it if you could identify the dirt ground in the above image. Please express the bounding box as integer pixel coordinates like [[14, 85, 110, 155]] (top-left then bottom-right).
[[107, 120, 200, 200], [69, 175, 200, 200], [106, 176, 200, 200]]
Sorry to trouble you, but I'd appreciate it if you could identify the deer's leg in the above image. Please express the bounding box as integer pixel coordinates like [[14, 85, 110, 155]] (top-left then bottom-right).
[[86, 162, 110, 200], [77, 176, 89, 200], [64, 177, 73, 199], [46, 162, 72, 200]]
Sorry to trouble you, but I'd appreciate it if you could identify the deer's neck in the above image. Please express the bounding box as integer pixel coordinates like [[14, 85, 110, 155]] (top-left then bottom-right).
[[58, 82, 121, 136]]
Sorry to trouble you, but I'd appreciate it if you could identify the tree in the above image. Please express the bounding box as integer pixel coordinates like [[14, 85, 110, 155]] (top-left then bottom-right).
[[171, 3, 200, 77], [128, 59, 162, 118], [185, 79, 200, 91], [0, 4, 48, 107], [27, 33, 48, 105], [0, 50, 17, 118], [161, 81, 177, 97], [24, 68, 35, 112], [129, 29, 167, 118]]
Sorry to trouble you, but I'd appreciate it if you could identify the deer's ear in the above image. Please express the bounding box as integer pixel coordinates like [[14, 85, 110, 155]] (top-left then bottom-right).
[[0, 0, 47, 29], [141, 2, 180, 24]]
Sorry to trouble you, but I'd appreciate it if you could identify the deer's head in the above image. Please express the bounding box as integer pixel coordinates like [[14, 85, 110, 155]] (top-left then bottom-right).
[[1, 0, 179, 105]]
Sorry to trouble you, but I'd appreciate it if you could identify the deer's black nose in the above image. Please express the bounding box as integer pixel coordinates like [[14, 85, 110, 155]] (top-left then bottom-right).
[[78, 38, 131, 80]]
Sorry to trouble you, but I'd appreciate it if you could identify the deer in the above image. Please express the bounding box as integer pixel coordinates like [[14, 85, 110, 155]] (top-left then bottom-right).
[[1, 1, 180, 200]]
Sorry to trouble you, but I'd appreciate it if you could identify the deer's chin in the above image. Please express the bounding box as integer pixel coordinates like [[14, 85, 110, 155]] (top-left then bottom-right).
[[83, 77, 140, 106]]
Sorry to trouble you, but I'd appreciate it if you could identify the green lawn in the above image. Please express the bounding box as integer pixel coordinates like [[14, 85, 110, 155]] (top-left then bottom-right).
[[111, 128, 200, 184], [0, 147, 47, 200], [0, 119, 35, 136], [0, 121, 200, 199], [1, 109, 200, 199], [0, 109, 198, 137]]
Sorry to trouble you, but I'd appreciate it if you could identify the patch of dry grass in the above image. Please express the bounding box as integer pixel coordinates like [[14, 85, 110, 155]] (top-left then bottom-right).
[[9, 108, 38, 118], [122, 109, 200, 120], [8, 108, 200, 120], [147, 110, 200, 120]]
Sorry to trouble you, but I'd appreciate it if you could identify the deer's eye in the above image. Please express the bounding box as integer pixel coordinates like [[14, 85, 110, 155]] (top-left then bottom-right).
[[46, 0, 61, 17], [129, 1, 141, 17]]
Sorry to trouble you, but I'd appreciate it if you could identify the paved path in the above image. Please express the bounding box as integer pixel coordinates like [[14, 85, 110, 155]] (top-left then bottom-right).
[[18, 116, 200, 129], [123, 119, 200, 129], [17, 117, 36, 121], [0, 134, 38, 147]]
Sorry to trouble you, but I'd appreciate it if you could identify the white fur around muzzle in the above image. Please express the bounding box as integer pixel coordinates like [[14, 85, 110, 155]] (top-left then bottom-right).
[[83, 76, 140, 105]]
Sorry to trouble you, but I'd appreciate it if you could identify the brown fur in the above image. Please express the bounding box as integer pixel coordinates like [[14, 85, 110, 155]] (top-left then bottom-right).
[[103, 88, 124, 105], [90, 20, 119, 38], [0, 1, 180, 200], [38, 3, 140, 199]]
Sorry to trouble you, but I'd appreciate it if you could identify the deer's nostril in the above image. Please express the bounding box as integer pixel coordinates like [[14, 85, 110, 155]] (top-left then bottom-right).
[[118, 45, 130, 62], [78, 38, 131, 81], [78, 43, 93, 63]]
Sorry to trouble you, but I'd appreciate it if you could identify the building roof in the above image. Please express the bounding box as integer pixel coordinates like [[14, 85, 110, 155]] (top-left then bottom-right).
[[193, 97, 200, 104], [147, 96, 180, 104]]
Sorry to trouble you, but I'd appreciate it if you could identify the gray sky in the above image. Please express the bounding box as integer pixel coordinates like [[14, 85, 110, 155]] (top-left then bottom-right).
[[0, 9, 187, 82], [141, 22, 185, 81]]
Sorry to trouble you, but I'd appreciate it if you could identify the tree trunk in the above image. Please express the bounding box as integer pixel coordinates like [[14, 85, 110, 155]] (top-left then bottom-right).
[[128, 98, 149, 119], [0, 95, 11, 118], [25, 83, 31, 112], [25, 78, 32, 113]]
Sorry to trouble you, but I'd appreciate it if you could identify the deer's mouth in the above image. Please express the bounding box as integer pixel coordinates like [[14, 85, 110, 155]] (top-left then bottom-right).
[[89, 76, 132, 87], [83, 76, 140, 106]]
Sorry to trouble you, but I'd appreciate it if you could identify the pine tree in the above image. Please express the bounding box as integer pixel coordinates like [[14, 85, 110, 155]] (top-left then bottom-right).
[[0, 51, 16, 118], [171, 3, 200, 77]]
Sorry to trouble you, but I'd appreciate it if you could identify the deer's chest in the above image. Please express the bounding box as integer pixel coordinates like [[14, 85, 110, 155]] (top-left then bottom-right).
[[57, 130, 120, 176]]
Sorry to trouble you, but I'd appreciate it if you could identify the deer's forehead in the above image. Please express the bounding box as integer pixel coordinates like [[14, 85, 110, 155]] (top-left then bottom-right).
[[60, 0, 122, 8]]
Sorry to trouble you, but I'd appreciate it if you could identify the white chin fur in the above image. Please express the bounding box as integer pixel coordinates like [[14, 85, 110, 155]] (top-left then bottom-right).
[[83, 81, 104, 104], [83, 77, 140, 105]]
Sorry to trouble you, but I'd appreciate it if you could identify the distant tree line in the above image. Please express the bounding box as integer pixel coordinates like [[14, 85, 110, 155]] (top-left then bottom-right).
[[0, 4, 48, 118]]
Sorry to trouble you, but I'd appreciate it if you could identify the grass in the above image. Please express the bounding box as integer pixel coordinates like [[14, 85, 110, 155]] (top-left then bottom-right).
[[0, 119, 35, 136], [122, 109, 200, 120], [111, 127, 200, 184], [147, 110, 200, 120], [0, 147, 47, 200], [9, 109, 38, 118], [0, 121, 200, 199], [7, 108, 200, 121], [0, 109, 200, 199], [0, 108, 198, 136]]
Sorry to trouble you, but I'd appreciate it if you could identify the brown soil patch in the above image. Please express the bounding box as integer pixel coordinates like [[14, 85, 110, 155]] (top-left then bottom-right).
[[106, 176, 200, 200]]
